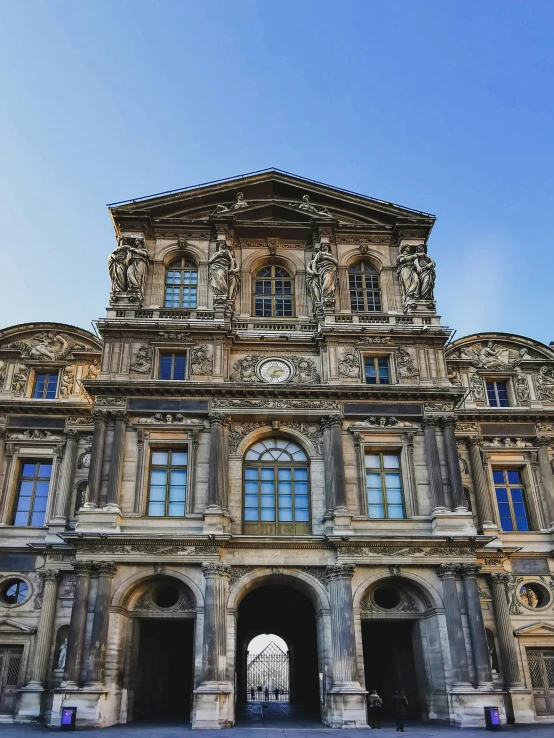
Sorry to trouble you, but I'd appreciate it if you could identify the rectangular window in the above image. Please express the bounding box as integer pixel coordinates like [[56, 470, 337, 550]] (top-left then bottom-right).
[[487, 381, 509, 407], [147, 449, 188, 517], [364, 452, 405, 518], [364, 357, 390, 385], [12, 460, 52, 527], [33, 372, 58, 399], [159, 352, 187, 380], [493, 468, 530, 531]]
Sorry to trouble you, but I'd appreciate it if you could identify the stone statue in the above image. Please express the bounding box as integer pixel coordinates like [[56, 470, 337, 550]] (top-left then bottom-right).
[[535, 366, 554, 401], [231, 192, 249, 210], [108, 237, 149, 301], [56, 638, 68, 670], [395, 243, 436, 306], [306, 243, 338, 310], [296, 194, 331, 217], [29, 333, 70, 361], [208, 241, 240, 306], [514, 373, 530, 402], [84, 360, 100, 380]]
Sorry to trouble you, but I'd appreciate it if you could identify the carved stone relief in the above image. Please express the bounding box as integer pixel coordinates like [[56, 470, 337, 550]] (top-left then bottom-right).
[[130, 344, 153, 374], [452, 342, 534, 370], [396, 243, 436, 308], [190, 344, 214, 375], [11, 363, 28, 395], [535, 367, 554, 401], [108, 237, 149, 304], [4, 332, 94, 360], [338, 348, 361, 379], [396, 348, 419, 379], [229, 355, 320, 384], [211, 398, 341, 410], [469, 373, 485, 402], [350, 416, 413, 429], [136, 414, 202, 425]]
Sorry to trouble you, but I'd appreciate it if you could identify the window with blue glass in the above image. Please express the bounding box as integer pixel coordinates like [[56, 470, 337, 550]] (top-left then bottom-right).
[[254, 266, 294, 317], [12, 460, 52, 527], [487, 381, 509, 407], [147, 449, 188, 517], [164, 257, 198, 308], [33, 372, 58, 399], [243, 438, 309, 535], [493, 469, 530, 531], [349, 262, 382, 312], [159, 352, 187, 380], [365, 452, 405, 518], [364, 357, 390, 385]]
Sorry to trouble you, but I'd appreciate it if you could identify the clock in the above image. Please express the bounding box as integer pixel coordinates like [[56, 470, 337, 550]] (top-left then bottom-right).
[[258, 358, 293, 384]]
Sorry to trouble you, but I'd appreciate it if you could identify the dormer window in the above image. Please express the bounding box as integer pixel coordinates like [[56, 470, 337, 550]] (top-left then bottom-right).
[[33, 372, 59, 399], [254, 266, 294, 317], [349, 262, 382, 312], [164, 257, 198, 309], [486, 380, 509, 407]]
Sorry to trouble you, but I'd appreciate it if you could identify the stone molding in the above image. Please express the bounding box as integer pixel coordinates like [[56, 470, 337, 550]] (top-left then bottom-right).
[[437, 563, 461, 580], [202, 562, 231, 579], [326, 563, 356, 582]]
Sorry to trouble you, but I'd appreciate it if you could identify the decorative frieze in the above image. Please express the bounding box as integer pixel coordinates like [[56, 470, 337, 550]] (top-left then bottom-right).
[[211, 398, 341, 410]]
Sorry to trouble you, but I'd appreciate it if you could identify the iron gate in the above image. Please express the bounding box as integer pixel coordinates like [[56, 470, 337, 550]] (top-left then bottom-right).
[[247, 641, 289, 702]]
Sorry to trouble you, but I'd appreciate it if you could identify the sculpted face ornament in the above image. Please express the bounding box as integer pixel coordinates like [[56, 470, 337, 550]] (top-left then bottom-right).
[[257, 358, 293, 384]]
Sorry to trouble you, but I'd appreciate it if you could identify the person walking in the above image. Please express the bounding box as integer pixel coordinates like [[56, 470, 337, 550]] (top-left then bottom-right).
[[367, 689, 383, 728], [264, 686, 269, 702], [274, 687, 280, 701], [251, 687, 255, 701], [391, 689, 408, 732]]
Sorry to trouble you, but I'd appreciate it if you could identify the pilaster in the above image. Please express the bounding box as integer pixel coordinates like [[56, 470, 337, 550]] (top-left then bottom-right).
[[459, 564, 493, 688], [437, 564, 471, 687]]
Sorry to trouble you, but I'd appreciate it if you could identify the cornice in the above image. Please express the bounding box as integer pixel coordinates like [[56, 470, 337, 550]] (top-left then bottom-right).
[[455, 409, 554, 423]]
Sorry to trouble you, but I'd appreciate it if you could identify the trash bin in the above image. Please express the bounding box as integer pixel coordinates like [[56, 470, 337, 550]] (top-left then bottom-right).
[[484, 706, 501, 730], [61, 706, 77, 731]]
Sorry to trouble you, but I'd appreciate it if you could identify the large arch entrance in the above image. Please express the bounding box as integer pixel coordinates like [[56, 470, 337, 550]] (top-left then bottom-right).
[[236, 584, 320, 720]]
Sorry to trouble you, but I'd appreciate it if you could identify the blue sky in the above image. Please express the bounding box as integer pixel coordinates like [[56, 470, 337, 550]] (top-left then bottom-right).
[[1, 1, 552, 344]]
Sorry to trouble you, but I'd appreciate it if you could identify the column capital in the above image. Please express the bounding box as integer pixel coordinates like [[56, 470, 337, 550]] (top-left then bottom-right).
[[321, 414, 344, 430], [536, 435, 553, 448], [112, 410, 128, 423], [73, 561, 95, 576], [38, 569, 61, 583], [95, 561, 117, 577], [437, 563, 461, 580], [465, 435, 482, 448], [440, 416, 457, 429], [0, 428, 7, 440], [208, 413, 231, 429], [65, 429, 80, 442], [326, 563, 356, 582], [92, 409, 109, 423], [421, 416, 437, 429], [459, 563, 482, 580], [202, 562, 231, 579], [488, 571, 510, 586]]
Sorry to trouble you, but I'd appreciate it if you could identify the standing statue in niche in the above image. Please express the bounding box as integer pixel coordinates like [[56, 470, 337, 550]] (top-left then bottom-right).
[[395, 243, 436, 307], [208, 240, 240, 308], [108, 237, 149, 302], [56, 638, 68, 670], [306, 243, 338, 311]]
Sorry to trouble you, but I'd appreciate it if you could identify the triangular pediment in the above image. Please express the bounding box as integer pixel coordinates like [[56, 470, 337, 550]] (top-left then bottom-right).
[[514, 622, 554, 637], [0, 618, 36, 634], [109, 169, 435, 235]]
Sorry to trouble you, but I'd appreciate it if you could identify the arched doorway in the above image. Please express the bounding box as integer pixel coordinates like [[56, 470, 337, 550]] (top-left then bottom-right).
[[236, 584, 320, 720], [246, 634, 289, 703], [124, 575, 197, 722]]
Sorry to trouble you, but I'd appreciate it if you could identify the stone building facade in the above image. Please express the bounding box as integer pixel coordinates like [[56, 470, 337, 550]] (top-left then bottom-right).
[[0, 170, 553, 729]]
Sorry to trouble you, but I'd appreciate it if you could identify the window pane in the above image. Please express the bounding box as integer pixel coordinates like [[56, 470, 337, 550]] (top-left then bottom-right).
[[278, 495, 292, 508], [169, 486, 186, 502], [383, 455, 400, 469], [261, 482, 274, 496], [492, 470, 505, 484], [245, 468, 258, 480], [149, 486, 166, 501], [294, 468, 308, 480], [31, 512, 46, 526], [261, 509, 275, 521], [495, 488, 508, 502], [170, 470, 187, 485], [386, 489, 403, 504], [278, 468, 292, 480], [365, 454, 380, 468], [295, 496, 309, 509], [168, 502, 185, 516], [16, 496, 32, 512], [366, 473, 382, 488], [385, 473, 401, 488], [368, 504, 385, 518], [244, 495, 259, 508], [261, 468, 275, 480], [507, 471, 521, 484], [295, 509, 309, 521], [38, 464, 52, 477], [245, 481, 258, 495], [279, 509, 293, 521], [510, 488, 523, 503], [159, 355, 172, 380], [367, 488, 384, 504], [35, 482, 50, 497], [261, 495, 275, 507], [148, 502, 165, 516], [388, 505, 405, 519], [32, 496, 48, 512], [244, 509, 258, 521], [150, 470, 167, 485], [13, 511, 29, 526], [18, 481, 34, 497], [173, 355, 186, 380], [151, 451, 168, 465], [171, 452, 188, 466], [22, 463, 37, 476]]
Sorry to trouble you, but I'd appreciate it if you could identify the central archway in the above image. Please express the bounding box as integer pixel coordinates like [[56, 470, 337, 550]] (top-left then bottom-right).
[[236, 584, 320, 718]]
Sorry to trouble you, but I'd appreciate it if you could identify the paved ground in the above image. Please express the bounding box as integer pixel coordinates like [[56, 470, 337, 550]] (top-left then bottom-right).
[[2, 703, 553, 737]]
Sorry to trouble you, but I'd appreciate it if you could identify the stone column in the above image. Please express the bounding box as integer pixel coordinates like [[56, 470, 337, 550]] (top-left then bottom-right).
[[423, 418, 446, 511], [488, 573, 522, 688], [338, 265, 351, 313], [200, 562, 231, 684], [28, 570, 60, 686], [437, 564, 471, 686], [296, 269, 308, 317], [86, 561, 117, 686], [197, 261, 209, 310], [322, 415, 347, 510], [85, 411, 108, 508], [53, 431, 79, 522], [441, 418, 466, 509], [536, 437, 554, 527], [105, 412, 126, 511], [326, 564, 358, 686], [63, 561, 93, 686], [466, 437, 495, 528], [207, 414, 230, 510], [460, 564, 493, 687], [0, 429, 6, 487]]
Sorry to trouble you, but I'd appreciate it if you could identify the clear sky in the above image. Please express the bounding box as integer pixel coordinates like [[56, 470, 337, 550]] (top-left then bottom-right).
[[1, 1, 552, 344]]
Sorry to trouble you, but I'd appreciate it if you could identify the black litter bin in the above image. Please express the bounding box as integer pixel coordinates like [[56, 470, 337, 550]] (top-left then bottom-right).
[[484, 706, 501, 730], [61, 706, 77, 730]]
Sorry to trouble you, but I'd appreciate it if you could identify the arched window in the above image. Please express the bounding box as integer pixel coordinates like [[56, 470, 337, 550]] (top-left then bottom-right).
[[349, 262, 381, 312], [164, 257, 198, 308], [254, 266, 294, 317], [243, 438, 309, 535]]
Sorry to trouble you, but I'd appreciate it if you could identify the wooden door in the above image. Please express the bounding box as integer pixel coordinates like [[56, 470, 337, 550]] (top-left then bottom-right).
[[0, 645, 23, 714], [527, 648, 554, 715]]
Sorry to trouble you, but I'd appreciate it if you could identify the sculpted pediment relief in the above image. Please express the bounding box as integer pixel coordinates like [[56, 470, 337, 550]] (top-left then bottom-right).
[[1, 328, 101, 361], [446, 337, 552, 368]]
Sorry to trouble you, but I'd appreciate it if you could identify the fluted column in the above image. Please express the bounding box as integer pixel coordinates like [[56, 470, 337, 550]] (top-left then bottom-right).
[[536, 437, 554, 527], [106, 412, 126, 510], [28, 570, 60, 686], [460, 564, 493, 687], [338, 265, 351, 313], [86, 561, 117, 685], [466, 437, 495, 528], [326, 564, 358, 686], [198, 261, 209, 310], [322, 415, 347, 510], [0, 429, 6, 487], [296, 269, 308, 317], [437, 564, 471, 686], [488, 573, 522, 688], [441, 418, 466, 509], [63, 562, 93, 686], [85, 411, 108, 508], [423, 418, 446, 511], [200, 563, 231, 684], [53, 431, 79, 522], [207, 414, 230, 510]]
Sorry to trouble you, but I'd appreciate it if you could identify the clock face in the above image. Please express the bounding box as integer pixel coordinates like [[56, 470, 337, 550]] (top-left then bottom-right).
[[258, 359, 292, 384]]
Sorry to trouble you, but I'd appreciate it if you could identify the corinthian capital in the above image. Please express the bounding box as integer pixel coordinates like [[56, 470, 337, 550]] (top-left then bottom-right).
[[202, 562, 231, 579], [38, 569, 60, 583], [208, 413, 231, 429], [95, 561, 117, 577], [488, 572, 510, 586], [325, 563, 356, 582], [73, 561, 94, 576], [459, 563, 482, 580], [437, 563, 461, 580], [321, 414, 343, 430]]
